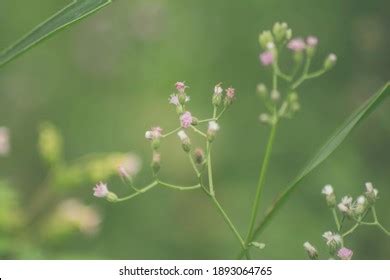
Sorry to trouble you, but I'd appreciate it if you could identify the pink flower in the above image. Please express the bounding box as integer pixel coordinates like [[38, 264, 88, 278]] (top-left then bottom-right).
[[306, 36, 318, 47], [180, 111, 193, 128], [118, 154, 141, 179], [93, 182, 109, 198], [226, 87, 235, 99], [145, 127, 163, 140], [287, 38, 306, 52], [169, 94, 180, 106], [259, 51, 274, 66], [337, 247, 353, 260], [175, 81, 186, 93], [0, 127, 10, 156]]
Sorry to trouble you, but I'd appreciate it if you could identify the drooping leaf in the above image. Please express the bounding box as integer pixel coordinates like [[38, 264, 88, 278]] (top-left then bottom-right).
[[0, 0, 112, 67], [239, 82, 389, 257]]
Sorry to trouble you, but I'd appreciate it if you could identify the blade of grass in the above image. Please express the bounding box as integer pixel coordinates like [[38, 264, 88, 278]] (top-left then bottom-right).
[[239, 82, 389, 258], [0, 0, 112, 67]]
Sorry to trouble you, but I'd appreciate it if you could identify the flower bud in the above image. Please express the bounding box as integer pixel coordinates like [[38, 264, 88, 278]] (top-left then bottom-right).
[[224, 87, 236, 106], [337, 247, 353, 260], [259, 51, 274, 66], [364, 182, 378, 204], [175, 81, 186, 94], [288, 92, 298, 102], [270, 89, 280, 101], [352, 195, 367, 216], [272, 22, 289, 42], [212, 84, 223, 107], [151, 152, 161, 174], [250, 242, 266, 250], [306, 36, 318, 57], [321, 184, 336, 208], [259, 113, 270, 125], [323, 231, 343, 253], [106, 192, 118, 203], [258, 31, 274, 49], [194, 148, 205, 165], [324, 53, 337, 70], [207, 121, 220, 142], [178, 93, 188, 105], [177, 130, 191, 153], [145, 127, 163, 150], [256, 83, 268, 98], [303, 242, 318, 260], [338, 196, 353, 217], [180, 111, 193, 128]]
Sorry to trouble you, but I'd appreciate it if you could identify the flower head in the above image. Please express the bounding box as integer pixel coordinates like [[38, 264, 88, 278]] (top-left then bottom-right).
[[207, 121, 220, 142], [324, 53, 337, 70], [175, 81, 187, 93], [338, 196, 353, 214], [224, 87, 236, 106], [322, 184, 334, 196], [194, 148, 205, 165], [118, 154, 142, 180], [259, 51, 274, 66], [306, 36, 318, 47], [177, 130, 191, 152], [337, 247, 353, 260], [322, 184, 336, 207], [303, 242, 318, 260], [145, 127, 163, 140], [214, 84, 223, 96], [169, 94, 180, 106], [322, 231, 342, 247], [180, 111, 193, 128], [212, 84, 223, 106], [288, 38, 306, 52], [93, 182, 109, 198], [0, 127, 10, 156], [365, 182, 378, 203]]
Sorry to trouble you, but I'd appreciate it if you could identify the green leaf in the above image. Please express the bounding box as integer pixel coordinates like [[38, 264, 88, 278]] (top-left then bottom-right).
[[239, 82, 389, 257], [0, 0, 112, 67]]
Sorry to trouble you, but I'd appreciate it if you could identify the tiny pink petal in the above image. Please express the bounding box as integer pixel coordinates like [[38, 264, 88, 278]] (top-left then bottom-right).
[[175, 81, 186, 93], [259, 51, 274, 66], [180, 111, 193, 128], [288, 38, 306, 52], [337, 247, 353, 260], [306, 36, 318, 47], [93, 182, 109, 198]]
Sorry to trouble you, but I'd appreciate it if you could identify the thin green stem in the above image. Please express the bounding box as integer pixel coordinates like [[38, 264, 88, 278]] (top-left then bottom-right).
[[245, 117, 278, 246], [292, 57, 311, 89], [216, 107, 227, 120], [115, 181, 158, 202], [210, 195, 245, 249], [198, 118, 216, 124], [188, 153, 201, 177], [158, 181, 201, 191], [162, 127, 181, 138], [206, 141, 214, 195], [332, 208, 341, 231], [190, 125, 207, 138], [342, 222, 359, 237]]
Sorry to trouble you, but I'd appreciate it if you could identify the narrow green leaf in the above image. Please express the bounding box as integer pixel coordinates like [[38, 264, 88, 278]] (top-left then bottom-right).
[[0, 0, 112, 67], [240, 82, 389, 257]]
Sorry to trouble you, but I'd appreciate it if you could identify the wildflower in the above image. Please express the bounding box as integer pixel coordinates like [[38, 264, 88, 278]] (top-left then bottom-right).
[[194, 148, 205, 165], [175, 81, 186, 93], [145, 127, 162, 140], [0, 127, 10, 156], [259, 113, 270, 124], [224, 87, 236, 106], [207, 121, 220, 142], [322, 184, 336, 207], [287, 38, 306, 52], [322, 231, 342, 250], [145, 127, 163, 150], [118, 154, 142, 180], [303, 242, 318, 260], [365, 182, 378, 203], [213, 83, 223, 106], [151, 152, 161, 174], [352, 195, 367, 216], [177, 130, 191, 153], [338, 196, 353, 215], [180, 111, 193, 128], [324, 53, 337, 70], [93, 182, 109, 198], [168, 94, 180, 106], [337, 247, 353, 260], [259, 51, 274, 66], [306, 36, 318, 47]]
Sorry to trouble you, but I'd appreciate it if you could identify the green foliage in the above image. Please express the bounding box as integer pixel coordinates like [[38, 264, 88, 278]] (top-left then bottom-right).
[[0, 0, 112, 67]]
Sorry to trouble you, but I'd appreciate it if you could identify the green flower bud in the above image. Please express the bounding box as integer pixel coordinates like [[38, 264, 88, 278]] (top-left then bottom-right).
[[194, 148, 205, 165], [259, 31, 274, 49], [272, 22, 289, 42], [151, 152, 161, 174], [324, 53, 337, 71], [256, 83, 268, 98], [107, 192, 118, 203]]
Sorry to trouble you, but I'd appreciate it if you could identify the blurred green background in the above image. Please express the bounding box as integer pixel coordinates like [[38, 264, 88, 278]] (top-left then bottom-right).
[[0, 0, 389, 259]]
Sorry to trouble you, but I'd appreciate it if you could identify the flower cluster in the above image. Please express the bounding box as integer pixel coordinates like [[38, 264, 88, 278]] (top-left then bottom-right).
[[93, 82, 236, 203], [256, 22, 336, 125], [303, 182, 388, 260]]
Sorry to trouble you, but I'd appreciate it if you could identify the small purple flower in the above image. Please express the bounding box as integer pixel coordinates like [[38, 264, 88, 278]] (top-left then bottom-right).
[[175, 81, 186, 93], [306, 36, 318, 47], [0, 127, 10, 156], [93, 182, 109, 198], [145, 127, 163, 140], [169, 94, 180, 106], [259, 51, 274, 66], [337, 247, 353, 260], [287, 38, 306, 52], [180, 111, 193, 128]]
